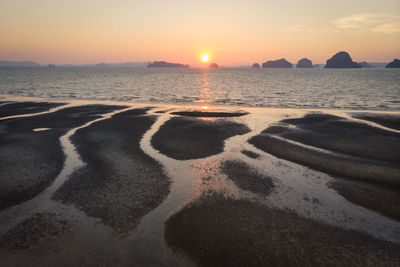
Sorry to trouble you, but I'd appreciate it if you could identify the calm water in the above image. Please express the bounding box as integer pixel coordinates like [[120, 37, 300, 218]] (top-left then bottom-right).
[[0, 67, 399, 110]]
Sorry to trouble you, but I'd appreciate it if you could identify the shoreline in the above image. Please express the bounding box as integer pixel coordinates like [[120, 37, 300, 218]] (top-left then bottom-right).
[[2, 94, 400, 114], [0, 98, 399, 266]]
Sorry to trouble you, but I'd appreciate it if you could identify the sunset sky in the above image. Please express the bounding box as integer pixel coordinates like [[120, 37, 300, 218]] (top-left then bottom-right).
[[0, 0, 399, 66]]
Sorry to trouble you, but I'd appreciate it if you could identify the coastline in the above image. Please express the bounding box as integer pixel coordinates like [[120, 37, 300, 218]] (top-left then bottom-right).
[[0, 96, 399, 266], [2, 94, 400, 114]]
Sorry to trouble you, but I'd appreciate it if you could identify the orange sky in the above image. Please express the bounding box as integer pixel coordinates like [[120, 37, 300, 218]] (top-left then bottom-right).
[[0, 0, 399, 66]]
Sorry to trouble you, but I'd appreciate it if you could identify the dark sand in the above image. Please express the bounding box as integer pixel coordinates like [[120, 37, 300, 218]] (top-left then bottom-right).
[[250, 112, 400, 220], [221, 160, 274, 196], [165, 194, 400, 267], [0, 102, 65, 117], [1, 102, 400, 266], [151, 117, 250, 160], [249, 134, 400, 186], [331, 180, 400, 221], [0, 103, 126, 210], [277, 113, 400, 164], [353, 113, 400, 130], [240, 149, 260, 159], [54, 108, 170, 233], [0, 212, 73, 253], [171, 111, 248, 117]]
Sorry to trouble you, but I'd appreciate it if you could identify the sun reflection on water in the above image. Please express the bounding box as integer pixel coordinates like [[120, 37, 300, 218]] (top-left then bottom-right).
[[199, 69, 212, 107], [201, 105, 209, 112]]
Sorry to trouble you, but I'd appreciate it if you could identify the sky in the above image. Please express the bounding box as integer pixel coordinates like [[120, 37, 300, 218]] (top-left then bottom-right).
[[0, 0, 399, 66]]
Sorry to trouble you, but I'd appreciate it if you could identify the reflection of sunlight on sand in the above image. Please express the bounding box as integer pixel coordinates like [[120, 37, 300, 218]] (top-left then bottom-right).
[[190, 158, 234, 198], [2, 97, 400, 265]]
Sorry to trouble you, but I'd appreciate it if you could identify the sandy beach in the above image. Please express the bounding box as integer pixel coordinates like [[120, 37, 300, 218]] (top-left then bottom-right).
[[0, 97, 399, 266]]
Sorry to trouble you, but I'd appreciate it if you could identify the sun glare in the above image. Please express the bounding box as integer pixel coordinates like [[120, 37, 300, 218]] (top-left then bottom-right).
[[201, 105, 209, 111], [201, 54, 210, 63]]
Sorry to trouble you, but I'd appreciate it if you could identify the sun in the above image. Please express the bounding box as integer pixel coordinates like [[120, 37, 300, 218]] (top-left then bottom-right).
[[201, 54, 210, 63]]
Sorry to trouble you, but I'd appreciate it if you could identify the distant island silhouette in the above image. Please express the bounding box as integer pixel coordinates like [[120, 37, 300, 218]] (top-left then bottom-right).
[[262, 58, 292, 68], [0, 60, 41, 67], [0, 61, 149, 68], [147, 61, 189, 68], [0, 56, 397, 69], [358, 62, 374, 68], [386, 59, 400, 68], [209, 63, 219, 68], [297, 58, 313, 68], [325, 52, 361, 68]]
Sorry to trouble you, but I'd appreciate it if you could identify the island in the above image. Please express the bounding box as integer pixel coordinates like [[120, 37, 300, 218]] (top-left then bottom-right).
[[385, 59, 400, 68], [262, 58, 292, 68], [0, 60, 42, 67], [147, 61, 189, 68], [209, 63, 219, 68], [324, 51, 361, 68], [95, 63, 109, 67], [358, 62, 374, 68], [296, 58, 313, 68], [252, 63, 260, 68]]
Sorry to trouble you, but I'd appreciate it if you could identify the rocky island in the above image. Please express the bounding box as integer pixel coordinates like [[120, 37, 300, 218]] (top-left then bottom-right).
[[147, 61, 189, 68], [359, 62, 374, 68], [325, 51, 361, 68], [296, 58, 313, 68], [262, 58, 292, 68], [386, 59, 400, 68], [209, 63, 219, 68], [251, 63, 260, 68]]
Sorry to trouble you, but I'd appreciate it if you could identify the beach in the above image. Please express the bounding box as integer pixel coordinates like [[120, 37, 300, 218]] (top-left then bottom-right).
[[0, 97, 399, 266]]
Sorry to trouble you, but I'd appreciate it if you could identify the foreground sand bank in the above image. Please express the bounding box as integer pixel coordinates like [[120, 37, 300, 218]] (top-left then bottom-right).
[[0, 97, 399, 266]]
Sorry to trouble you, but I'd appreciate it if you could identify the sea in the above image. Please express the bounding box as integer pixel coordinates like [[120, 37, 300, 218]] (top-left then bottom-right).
[[0, 67, 399, 110]]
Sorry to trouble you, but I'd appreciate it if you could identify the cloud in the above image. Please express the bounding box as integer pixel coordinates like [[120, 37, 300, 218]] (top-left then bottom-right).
[[333, 13, 400, 34], [372, 23, 400, 33], [284, 13, 400, 35]]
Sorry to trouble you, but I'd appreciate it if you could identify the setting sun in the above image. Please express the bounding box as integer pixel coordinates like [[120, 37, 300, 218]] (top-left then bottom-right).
[[201, 54, 210, 63]]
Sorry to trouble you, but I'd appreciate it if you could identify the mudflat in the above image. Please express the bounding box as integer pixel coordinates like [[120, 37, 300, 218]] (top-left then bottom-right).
[[220, 160, 274, 196], [352, 112, 400, 130], [0, 101, 65, 117], [0, 103, 125, 210], [165, 194, 400, 267], [0, 101, 399, 266], [249, 112, 400, 221], [151, 116, 250, 160], [53, 108, 171, 233]]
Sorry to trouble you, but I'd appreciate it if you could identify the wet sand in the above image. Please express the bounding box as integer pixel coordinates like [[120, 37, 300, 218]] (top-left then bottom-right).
[[0, 104, 125, 209], [278, 113, 400, 163], [240, 149, 260, 159], [249, 133, 400, 186], [165, 194, 400, 267], [249, 112, 400, 221], [171, 111, 248, 117], [220, 160, 274, 196], [53, 108, 170, 233], [330, 179, 400, 221], [0, 102, 65, 117], [0, 212, 73, 252], [352, 112, 400, 130], [151, 116, 250, 160], [0, 99, 399, 266]]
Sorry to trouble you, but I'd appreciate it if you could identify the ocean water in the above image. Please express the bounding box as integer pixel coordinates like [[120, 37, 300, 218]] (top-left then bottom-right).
[[0, 67, 399, 110]]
